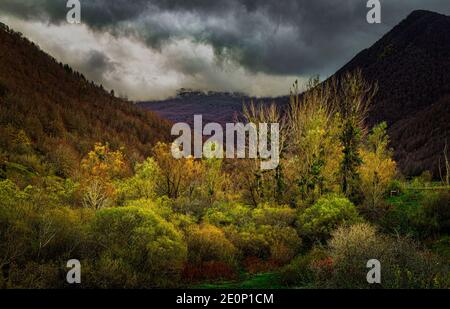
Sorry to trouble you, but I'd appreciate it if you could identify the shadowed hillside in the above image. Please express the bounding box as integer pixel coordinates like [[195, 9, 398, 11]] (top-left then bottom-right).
[[0, 22, 171, 178], [336, 10, 450, 176]]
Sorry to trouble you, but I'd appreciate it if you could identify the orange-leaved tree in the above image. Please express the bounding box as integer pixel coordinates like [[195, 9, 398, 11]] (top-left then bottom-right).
[[80, 143, 126, 209]]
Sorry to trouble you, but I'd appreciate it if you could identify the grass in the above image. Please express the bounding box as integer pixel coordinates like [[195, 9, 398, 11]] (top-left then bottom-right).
[[379, 190, 425, 236], [193, 272, 284, 289], [386, 189, 423, 208]]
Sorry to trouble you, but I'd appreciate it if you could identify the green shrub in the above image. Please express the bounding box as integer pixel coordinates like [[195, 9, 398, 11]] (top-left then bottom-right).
[[0, 179, 93, 287], [418, 191, 450, 235], [253, 203, 296, 227], [183, 224, 240, 282], [115, 158, 159, 204], [89, 206, 187, 288], [225, 225, 271, 260], [6, 261, 63, 289], [186, 224, 237, 266], [381, 190, 423, 237], [383, 190, 450, 238], [257, 225, 301, 264], [386, 179, 404, 195], [280, 248, 328, 287], [33, 207, 92, 261], [205, 202, 253, 227], [205, 203, 301, 263], [297, 195, 361, 243]]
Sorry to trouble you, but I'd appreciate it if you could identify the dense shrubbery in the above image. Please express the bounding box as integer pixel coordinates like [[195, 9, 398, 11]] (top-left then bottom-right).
[[381, 190, 450, 239], [186, 224, 236, 266], [205, 202, 301, 265], [281, 224, 449, 289], [325, 224, 449, 288], [87, 207, 187, 288], [183, 224, 237, 282], [0, 179, 93, 288], [297, 195, 361, 243], [419, 191, 450, 235], [1, 67, 449, 289], [279, 248, 328, 287]]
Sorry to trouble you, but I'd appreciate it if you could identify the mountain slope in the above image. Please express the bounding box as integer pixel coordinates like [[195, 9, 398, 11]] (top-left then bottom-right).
[[0, 22, 170, 179], [336, 10, 450, 176], [139, 10, 450, 177]]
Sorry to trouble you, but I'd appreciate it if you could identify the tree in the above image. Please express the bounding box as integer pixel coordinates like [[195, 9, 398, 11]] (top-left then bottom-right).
[[241, 101, 286, 205], [200, 149, 227, 205], [116, 157, 160, 204], [439, 141, 449, 186], [12, 129, 32, 155], [82, 179, 110, 210], [80, 143, 126, 209], [335, 70, 378, 201], [339, 121, 363, 199], [358, 122, 397, 215], [286, 78, 343, 203], [152, 142, 203, 199]]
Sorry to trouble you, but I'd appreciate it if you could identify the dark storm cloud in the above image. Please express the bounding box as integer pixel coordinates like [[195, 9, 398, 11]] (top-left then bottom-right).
[[1, 0, 449, 80], [79, 50, 117, 81]]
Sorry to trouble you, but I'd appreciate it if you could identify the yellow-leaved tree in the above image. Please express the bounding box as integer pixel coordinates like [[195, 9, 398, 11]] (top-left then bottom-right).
[[152, 142, 203, 199], [358, 122, 396, 215], [286, 78, 343, 204], [80, 143, 126, 209]]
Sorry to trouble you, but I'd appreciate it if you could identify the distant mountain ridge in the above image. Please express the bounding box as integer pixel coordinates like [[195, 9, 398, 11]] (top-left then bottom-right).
[[139, 10, 450, 177], [138, 90, 272, 126]]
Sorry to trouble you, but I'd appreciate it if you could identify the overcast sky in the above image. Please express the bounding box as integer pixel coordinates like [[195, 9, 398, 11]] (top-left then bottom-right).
[[0, 0, 449, 100]]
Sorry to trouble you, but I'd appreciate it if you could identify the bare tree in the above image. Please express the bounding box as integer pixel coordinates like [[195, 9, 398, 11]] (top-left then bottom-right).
[[240, 100, 286, 204], [82, 179, 109, 210], [439, 141, 449, 186]]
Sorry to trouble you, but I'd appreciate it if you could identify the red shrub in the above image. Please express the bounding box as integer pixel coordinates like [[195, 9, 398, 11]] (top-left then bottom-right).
[[182, 261, 237, 283], [243, 256, 280, 274], [311, 257, 334, 276]]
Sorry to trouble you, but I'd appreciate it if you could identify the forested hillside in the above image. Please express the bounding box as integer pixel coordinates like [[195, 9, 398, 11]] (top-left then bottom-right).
[[0, 22, 170, 180]]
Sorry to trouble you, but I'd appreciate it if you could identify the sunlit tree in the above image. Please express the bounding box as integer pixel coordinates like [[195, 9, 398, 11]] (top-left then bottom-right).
[[80, 143, 126, 209], [358, 122, 396, 215], [152, 142, 203, 199]]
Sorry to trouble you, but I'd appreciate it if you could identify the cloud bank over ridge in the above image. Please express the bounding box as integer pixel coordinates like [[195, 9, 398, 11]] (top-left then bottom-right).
[[1, 0, 449, 100]]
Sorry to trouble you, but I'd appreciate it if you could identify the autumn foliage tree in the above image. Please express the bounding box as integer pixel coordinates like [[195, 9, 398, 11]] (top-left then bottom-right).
[[152, 142, 203, 199], [80, 143, 126, 209], [359, 122, 397, 216], [287, 78, 343, 204]]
